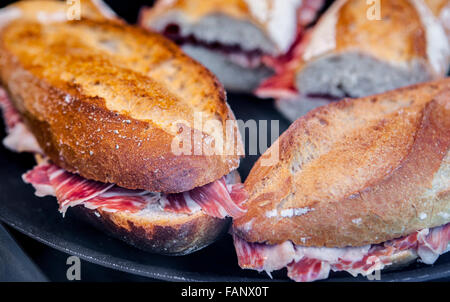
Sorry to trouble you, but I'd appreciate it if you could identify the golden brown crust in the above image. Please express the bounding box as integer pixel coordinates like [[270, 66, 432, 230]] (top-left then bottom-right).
[[72, 206, 229, 255], [335, 0, 427, 66], [0, 19, 243, 193], [233, 79, 450, 247], [142, 0, 260, 29], [3, 0, 119, 22], [300, 0, 449, 77]]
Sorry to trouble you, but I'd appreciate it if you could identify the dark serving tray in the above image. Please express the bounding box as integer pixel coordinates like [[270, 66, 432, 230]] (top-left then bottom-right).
[[0, 93, 450, 282]]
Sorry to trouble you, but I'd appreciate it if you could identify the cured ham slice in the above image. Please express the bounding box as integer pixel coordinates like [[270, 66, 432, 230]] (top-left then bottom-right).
[[233, 223, 450, 282], [0, 87, 42, 153], [23, 164, 144, 216], [255, 0, 325, 99], [287, 258, 331, 282], [158, 177, 247, 218], [23, 163, 247, 219], [3, 87, 247, 220], [256, 29, 311, 99]]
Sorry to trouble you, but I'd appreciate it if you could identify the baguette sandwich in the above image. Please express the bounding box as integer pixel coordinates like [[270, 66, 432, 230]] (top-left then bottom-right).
[[0, 0, 247, 255], [139, 0, 325, 93], [232, 79, 450, 281], [257, 0, 450, 121]]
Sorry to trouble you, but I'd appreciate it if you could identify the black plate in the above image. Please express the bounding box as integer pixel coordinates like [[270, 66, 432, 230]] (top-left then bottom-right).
[[1, 94, 450, 282]]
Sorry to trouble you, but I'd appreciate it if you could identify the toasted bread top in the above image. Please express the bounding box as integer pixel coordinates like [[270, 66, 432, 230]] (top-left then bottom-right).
[[301, 0, 449, 76], [0, 0, 118, 24], [0, 19, 243, 193], [233, 79, 450, 247]]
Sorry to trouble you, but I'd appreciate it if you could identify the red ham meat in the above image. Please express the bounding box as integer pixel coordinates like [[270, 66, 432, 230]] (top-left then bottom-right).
[[287, 258, 331, 282], [256, 29, 312, 99], [255, 0, 325, 99], [153, 0, 323, 75], [233, 223, 450, 282], [23, 163, 247, 219], [0, 87, 42, 153], [157, 175, 247, 218], [2, 87, 247, 220]]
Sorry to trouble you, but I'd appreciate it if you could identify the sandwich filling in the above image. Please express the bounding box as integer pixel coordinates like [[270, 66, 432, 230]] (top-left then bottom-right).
[[233, 223, 450, 282], [0, 88, 247, 220], [154, 0, 323, 71]]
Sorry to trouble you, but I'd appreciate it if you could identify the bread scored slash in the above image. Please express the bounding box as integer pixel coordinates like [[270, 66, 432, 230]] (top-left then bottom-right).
[[232, 79, 450, 281], [139, 0, 325, 92], [257, 0, 450, 121], [0, 19, 244, 193]]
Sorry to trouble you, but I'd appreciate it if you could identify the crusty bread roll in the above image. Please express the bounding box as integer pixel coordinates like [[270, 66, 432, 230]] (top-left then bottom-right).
[[0, 0, 118, 25], [272, 0, 450, 121], [140, 0, 324, 92], [0, 18, 243, 193], [0, 1, 245, 255], [234, 79, 450, 247]]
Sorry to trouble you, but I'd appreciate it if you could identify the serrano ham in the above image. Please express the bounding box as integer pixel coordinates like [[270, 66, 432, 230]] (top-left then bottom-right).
[[1, 88, 247, 220], [233, 223, 450, 282], [0, 88, 42, 153], [23, 163, 247, 219]]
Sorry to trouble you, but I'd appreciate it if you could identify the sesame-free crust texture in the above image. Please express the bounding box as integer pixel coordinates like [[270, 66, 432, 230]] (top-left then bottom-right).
[[233, 79, 450, 248], [0, 19, 243, 193], [71, 204, 230, 256]]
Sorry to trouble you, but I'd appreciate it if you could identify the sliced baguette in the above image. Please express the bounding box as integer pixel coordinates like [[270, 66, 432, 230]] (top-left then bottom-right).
[[233, 79, 450, 248], [140, 0, 304, 56], [276, 0, 450, 121], [0, 19, 243, 193], [139, 0, 317, 92]]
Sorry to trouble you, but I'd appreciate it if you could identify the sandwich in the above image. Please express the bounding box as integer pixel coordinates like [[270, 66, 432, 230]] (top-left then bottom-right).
[[232, 79, 450, 282], [139, 0, 325, 93], [256, 0, 450, 121], [0, 1, 246, 255]]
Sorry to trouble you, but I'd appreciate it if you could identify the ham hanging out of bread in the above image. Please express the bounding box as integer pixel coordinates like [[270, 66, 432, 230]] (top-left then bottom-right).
[[233, 224, 450, 282], [0, 88, 42, 153], [23, 163, 247, 219], [1, 87, 247, 219]]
